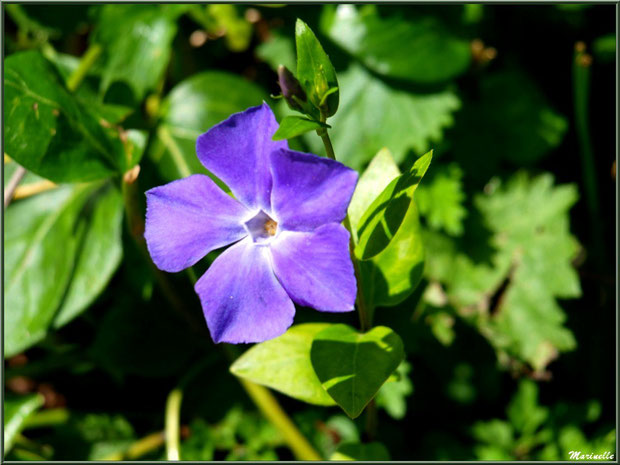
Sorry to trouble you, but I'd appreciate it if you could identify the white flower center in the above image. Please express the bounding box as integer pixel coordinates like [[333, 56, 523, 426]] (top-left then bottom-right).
[[244, 210, 278, 244]]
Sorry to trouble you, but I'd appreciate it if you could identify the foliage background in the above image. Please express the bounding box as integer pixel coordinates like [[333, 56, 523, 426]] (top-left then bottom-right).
[[3, 3, 616, 461]]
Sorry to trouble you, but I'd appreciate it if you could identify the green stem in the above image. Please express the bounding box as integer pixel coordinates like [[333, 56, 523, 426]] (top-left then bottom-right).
[[316, 123, 372, 331], [158, 126, 192, 178], [66, 44, 102, 92], [317, 114, 377, 435], [224, 346, 321, 460], [101, 431, 165, 460], [23, 408, 69, 429], [364, 399, 378, 441], [573, 44, 604, 264], [165, 388, 183, 460], [238, 377, 322, 460]]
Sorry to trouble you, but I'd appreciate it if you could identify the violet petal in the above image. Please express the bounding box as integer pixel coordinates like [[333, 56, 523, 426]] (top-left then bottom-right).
[[270, 148, 358, 231], [145, 174, 249, 273], [196, 103, 287, 211], [195, 237, 295, 343], [271, 223, 356, 312]]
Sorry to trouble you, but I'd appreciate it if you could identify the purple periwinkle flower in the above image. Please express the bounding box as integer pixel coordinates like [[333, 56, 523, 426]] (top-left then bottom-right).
[[145, 103, 358, 344]]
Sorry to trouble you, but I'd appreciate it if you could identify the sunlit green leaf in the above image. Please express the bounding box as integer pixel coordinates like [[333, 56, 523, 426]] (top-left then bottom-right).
[[231, 324, 335, 406], [349, 149, 427, 306], [272, 115, 329, 141], [295, 18, 339, 116], [310, 324, 404, 418], [355, 150, 431, 260]]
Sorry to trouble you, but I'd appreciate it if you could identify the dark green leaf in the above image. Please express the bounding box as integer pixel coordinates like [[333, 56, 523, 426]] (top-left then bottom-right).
[[4, 51, 125, 182], [300, 64, 459, 170], [272, 116, 329, 141], [295, 18, 339, 116], [93, 5, 178, 102], [4, 183, 124, 357], [230, 324, 335, 406], [4, 394, 45, 453], [321, 5, 471, 84], [355, 150, 432, 260], [152, 72, 266, 182], [331, 442, 391, 461], [52, 186, 124, 328], [310, 324, 404, 418], [44, 50, 133, 125]]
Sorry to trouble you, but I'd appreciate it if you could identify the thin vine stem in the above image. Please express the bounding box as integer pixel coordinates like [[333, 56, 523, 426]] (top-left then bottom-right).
[[165, 388, 183, 460], [317, 125, 372, 332], [66, 44, 102, 92]]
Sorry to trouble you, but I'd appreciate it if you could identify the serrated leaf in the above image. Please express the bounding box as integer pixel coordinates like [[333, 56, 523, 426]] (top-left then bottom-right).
[[4, 183, 124, 357], [355, 150, 432, 260], [295, 18, 339, 116], [416, 163, 467, 236], [4, 50, 125, 182], [302, 64, 459, 170], [4, 394, 45, 453], [424, 172, 581, 371], [272, 116, 329, 141], [152, 72, 266, 182], [321, 5, 471, 84], [230, 324, 335, 406], [310, 324, 404, 418]]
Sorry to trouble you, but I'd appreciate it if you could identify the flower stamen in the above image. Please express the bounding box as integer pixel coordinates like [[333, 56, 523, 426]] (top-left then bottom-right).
[[264, 219, 278, 236]]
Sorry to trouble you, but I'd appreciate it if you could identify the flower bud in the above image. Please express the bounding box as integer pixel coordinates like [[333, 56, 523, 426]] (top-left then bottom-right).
[[277, 65, 307, 112]]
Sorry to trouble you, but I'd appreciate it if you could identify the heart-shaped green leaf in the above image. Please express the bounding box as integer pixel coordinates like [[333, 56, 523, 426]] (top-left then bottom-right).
[[230, 324, 336, 406], [310, 324, 404, 418], [272, 115, 330, 141], [355, 150, 432, 260]]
